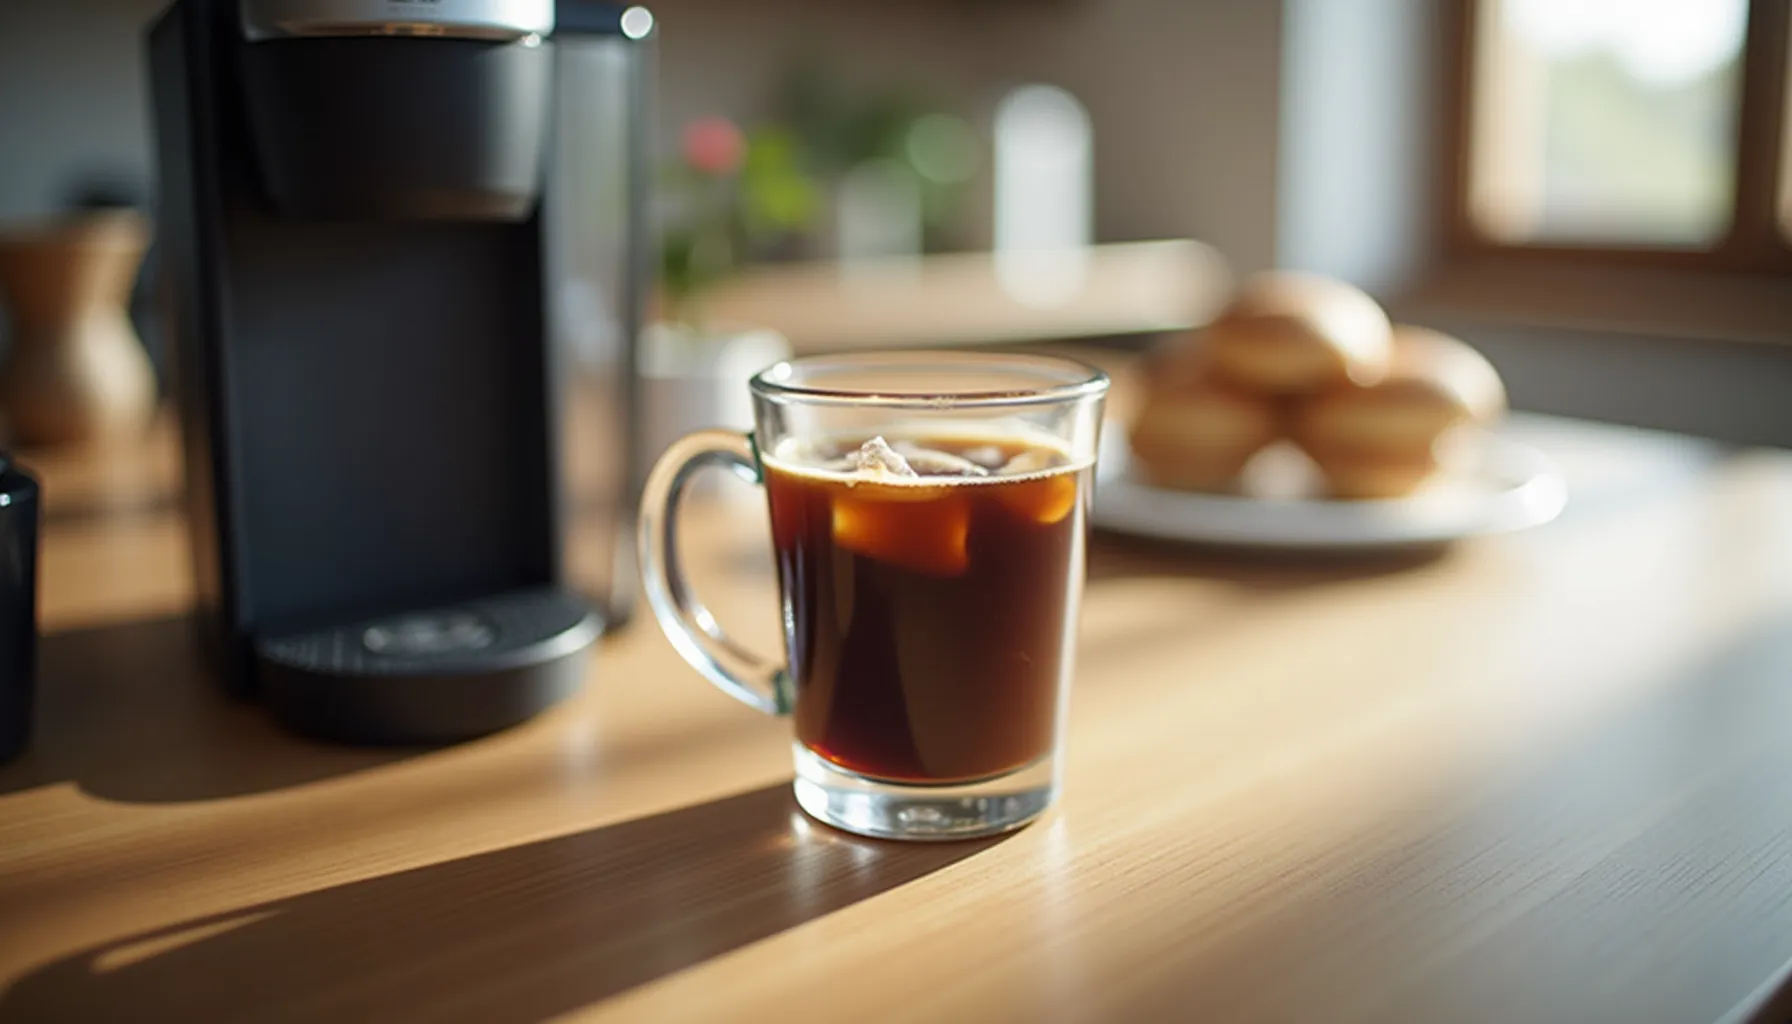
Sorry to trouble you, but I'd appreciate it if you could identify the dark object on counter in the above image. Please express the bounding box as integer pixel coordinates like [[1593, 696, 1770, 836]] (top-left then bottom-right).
[[146, 0, 651, 744], [0, 455, 39, 764]]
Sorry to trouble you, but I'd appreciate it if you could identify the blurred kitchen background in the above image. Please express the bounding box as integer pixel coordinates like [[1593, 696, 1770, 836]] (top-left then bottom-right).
[[2, 0, 1788, 445]]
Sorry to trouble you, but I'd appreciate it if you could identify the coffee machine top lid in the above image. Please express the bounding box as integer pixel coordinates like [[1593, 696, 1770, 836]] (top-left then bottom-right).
[[240, 0, 553, 42]]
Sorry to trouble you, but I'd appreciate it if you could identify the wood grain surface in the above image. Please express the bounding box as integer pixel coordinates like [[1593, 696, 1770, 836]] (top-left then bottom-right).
[[4, 360, 1792, 1023]]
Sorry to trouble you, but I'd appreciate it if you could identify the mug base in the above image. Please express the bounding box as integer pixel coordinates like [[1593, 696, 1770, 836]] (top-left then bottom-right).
[[792, 743, 1056, 841]]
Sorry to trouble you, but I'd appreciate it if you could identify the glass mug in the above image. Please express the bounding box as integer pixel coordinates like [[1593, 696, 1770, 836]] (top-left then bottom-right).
[[638, 352, 1108, 840]]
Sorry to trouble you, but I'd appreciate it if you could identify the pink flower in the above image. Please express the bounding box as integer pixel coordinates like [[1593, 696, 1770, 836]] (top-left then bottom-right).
[[682, 117, 745, 176]]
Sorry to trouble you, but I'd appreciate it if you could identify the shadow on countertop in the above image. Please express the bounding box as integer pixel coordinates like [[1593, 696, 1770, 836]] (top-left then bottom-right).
[[0, 613, 416, 802], [0, 783, 1005, 1023]]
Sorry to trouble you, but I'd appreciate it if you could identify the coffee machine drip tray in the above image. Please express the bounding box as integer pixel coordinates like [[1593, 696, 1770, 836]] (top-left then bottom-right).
[[254, 587, 600, 745]]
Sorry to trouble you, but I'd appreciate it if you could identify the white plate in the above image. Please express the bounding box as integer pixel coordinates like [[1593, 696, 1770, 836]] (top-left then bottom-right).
[[1093, 432, 1567, 550]]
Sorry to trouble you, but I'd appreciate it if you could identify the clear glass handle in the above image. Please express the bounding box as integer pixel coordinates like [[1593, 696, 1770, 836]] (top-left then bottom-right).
[[637, 429, 791, 716]]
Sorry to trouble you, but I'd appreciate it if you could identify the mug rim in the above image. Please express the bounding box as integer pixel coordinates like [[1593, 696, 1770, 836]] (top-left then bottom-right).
[[749, 350, 1110, 409]]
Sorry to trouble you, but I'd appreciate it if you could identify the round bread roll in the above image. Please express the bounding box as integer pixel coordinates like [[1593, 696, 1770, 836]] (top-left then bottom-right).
[[1294, 325, 1506, 461], [1308, 449, 1441, 501], [1136, 330, 1210, 396], [1203, 272, 1393, 396], [1128, 372, 1281, 493]]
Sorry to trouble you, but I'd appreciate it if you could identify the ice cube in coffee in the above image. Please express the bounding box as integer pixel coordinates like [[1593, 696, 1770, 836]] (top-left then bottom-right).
[[763, 432, 1090, 784]]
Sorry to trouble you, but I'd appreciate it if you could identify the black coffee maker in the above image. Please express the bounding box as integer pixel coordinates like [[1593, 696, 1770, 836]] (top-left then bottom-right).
[[147, 0, 651, 744]]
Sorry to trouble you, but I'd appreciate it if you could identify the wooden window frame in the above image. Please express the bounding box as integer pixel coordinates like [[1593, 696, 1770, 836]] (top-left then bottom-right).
[[1410, 0, 1792, 342]]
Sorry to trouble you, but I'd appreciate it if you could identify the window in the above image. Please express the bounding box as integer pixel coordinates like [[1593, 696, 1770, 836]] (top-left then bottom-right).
[[1447, 0, 1792, 270], [1468, 0, 1746, 246]]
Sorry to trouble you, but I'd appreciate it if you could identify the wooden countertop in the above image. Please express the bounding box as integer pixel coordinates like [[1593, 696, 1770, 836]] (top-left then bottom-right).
[[5, 364, 1792, 1022]]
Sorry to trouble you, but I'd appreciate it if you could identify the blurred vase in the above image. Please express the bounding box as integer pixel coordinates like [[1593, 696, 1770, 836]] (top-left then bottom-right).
[[638, 323, 790, 476], [0, 210, 156, 447]]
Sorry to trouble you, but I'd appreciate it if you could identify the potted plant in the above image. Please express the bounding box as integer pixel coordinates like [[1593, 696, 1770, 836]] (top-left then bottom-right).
[[640, 117, 816, 465]]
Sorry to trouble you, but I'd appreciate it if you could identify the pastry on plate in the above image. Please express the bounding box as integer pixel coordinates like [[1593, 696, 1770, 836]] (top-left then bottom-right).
[[1295, 325, 1505, 452], [1202, 272, 1393, 396], [1296, 325, 1507, 499], [1128, 365, 1282, 493], [1304, 449, 1441, 501]]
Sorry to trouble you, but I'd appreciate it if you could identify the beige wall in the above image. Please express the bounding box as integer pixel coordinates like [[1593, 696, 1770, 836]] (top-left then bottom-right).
[[0, 0, 1286, 273], [0, 0, 168, 219], [988, 0, 1283, 272]]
